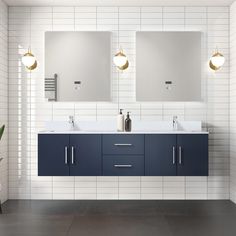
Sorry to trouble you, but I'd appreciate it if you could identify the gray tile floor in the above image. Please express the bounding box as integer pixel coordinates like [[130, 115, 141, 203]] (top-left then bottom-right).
[[0, 200, 236, 236]]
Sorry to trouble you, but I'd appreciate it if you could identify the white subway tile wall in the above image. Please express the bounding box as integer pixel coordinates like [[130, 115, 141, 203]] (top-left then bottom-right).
[[0, 0, 8, 203], [8, 6, 230, 200], [230, 1, 236, 204]]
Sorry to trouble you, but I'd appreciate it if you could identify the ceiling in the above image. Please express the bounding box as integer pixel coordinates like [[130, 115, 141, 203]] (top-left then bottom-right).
[[3, 0, 235, 6]]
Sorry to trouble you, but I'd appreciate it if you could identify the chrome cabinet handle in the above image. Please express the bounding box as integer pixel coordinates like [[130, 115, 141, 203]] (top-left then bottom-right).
[[179, 146, 182, 164], [114, 164, 132, 168], [71, 146, 74, 165], [114, 144, 133, 146], [172, 146, 176, 164], [64, 146, 68, 164]]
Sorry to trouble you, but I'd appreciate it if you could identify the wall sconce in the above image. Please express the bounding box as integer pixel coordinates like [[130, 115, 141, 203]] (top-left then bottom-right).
[[113, 49, 129, 71], [22, 48, 37, 70], [209, 48, 225, 71]]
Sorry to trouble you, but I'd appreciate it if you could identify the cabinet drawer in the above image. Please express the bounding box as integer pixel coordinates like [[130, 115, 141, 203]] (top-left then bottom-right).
[[103, 155, 144, 176], [102, 134, 144, 155]]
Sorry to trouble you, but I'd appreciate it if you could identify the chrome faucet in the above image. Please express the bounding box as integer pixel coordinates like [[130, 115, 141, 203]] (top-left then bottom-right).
[[173, 116, 178, 130], [69, 115, 75, 129]]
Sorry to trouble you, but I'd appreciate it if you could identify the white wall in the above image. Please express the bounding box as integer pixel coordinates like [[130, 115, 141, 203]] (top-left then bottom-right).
[[0, 0, 8, 203], [8, 6, 230, 200], [230, 1, 236, 204]]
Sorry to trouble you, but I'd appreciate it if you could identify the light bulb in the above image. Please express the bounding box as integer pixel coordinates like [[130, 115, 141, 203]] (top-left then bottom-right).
[[113, 51, 128, 67], [210, 52, 225, 67]]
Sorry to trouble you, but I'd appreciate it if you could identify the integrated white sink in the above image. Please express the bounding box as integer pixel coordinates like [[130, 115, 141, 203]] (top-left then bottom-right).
[[40, 120, 208, 134]]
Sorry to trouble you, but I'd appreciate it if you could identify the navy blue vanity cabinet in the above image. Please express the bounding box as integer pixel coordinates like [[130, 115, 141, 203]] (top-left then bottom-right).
[[38, 134, 70, 176], [102, 134, 145, 176], [145, 134, 208, 176], [38, 133, 208, 177], [176, 134, 208, 176], [145, 134, 177, 176], [69, 134, 102, 176]]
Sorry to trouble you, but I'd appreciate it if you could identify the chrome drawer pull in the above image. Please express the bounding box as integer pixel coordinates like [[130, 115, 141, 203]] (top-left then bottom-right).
[[64, 146, 68, 164], [114, 164, 132, 168], [179, 146, 182, 164], [114, 144, 133, 146], [71, 146, 74, 165], [172, 146, 176, 164]]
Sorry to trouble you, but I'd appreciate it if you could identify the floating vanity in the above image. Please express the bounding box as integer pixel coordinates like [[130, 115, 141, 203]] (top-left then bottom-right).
[[38, 121, 208, 177]]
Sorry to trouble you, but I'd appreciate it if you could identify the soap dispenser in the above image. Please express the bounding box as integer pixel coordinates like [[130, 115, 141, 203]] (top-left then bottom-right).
[[117, 109, 124, 132], [125, 112, 132, 132]]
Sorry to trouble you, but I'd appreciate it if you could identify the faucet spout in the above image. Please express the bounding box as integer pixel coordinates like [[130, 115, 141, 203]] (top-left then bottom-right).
[[173, 116, 178, 130], [69, 115, 75, 129]]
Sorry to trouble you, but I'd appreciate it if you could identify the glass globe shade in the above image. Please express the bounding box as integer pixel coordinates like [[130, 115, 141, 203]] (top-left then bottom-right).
[[22, 52, 36, 67], [211, 52, 225, 67], [113, 51, 128, 67]]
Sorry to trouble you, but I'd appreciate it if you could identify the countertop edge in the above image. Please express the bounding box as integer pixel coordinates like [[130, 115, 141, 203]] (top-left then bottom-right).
[[38, 131, 209, 134]]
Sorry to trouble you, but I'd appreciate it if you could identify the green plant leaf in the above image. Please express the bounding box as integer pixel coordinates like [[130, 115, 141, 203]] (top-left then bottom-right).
[[0, 125, 5, 141]]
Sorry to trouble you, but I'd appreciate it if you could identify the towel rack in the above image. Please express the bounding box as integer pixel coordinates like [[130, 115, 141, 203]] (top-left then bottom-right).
[[45, 73, 57, 101]]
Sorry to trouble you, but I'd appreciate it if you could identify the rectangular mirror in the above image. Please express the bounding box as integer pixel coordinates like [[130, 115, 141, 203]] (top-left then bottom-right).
[[136, 31, 202, 101], [45, 31, 111, 102]]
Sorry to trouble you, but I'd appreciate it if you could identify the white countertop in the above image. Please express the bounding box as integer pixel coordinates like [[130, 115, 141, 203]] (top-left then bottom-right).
[[38, 130, 209, 134], [40, 120, 208, 134]]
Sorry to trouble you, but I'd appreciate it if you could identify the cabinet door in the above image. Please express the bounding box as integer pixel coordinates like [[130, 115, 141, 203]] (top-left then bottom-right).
[[69, 134, 102, 176], [38, 134, 70, 176], [145, 134, 177, 176], [177, 134, 208, 176]]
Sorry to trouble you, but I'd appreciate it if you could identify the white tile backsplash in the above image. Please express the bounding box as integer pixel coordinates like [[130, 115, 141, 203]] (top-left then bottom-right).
[[7, 5, 230, 200]]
